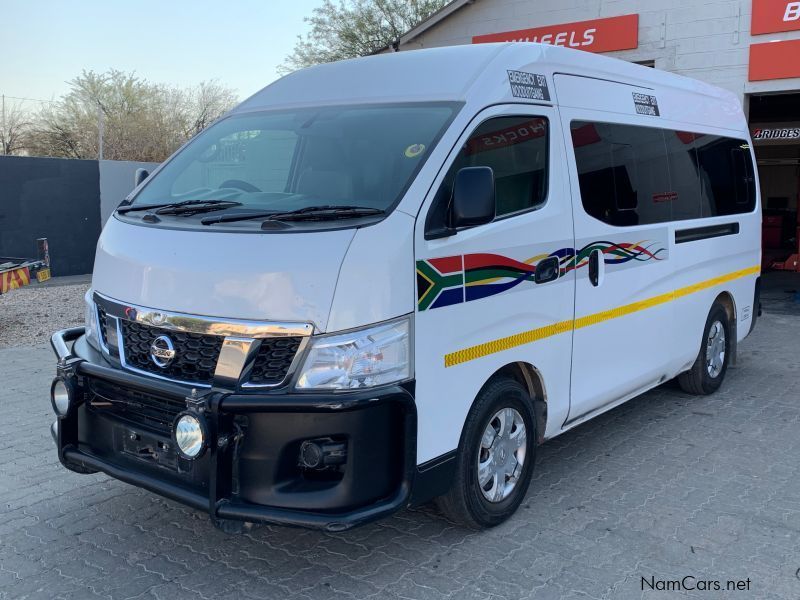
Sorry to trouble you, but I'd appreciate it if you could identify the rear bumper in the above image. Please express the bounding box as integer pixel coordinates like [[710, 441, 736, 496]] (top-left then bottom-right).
[[50, 328, 417, 531]]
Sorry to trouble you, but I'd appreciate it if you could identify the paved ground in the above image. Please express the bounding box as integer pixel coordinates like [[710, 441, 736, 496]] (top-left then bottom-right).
[[2, 305, 800, 599]]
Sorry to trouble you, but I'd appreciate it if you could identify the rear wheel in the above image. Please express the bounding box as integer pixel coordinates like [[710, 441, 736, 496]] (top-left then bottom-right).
[[678, 303, 731, 395], [436, 377, 536, 529]]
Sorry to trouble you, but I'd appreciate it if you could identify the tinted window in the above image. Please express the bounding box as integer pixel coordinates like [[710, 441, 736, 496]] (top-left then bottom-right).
[[664, 131, 702, 220], [695, 135, 757, 216], [571, 121, 755, 226], [430, 116, 549, 228]]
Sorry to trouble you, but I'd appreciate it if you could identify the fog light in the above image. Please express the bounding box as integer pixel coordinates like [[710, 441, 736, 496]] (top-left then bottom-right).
[[299, 440, 324, 469], [299, 438, 347, 469], [50, 377, 72, 417], [173, 413, 206, 460]]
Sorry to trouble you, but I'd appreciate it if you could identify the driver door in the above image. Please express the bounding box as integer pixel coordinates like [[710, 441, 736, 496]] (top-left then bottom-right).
[[413, 105, 576, 465]]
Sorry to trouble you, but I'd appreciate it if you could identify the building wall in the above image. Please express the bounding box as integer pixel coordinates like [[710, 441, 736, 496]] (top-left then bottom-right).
[[0, 156, 158, 276], [397, 0, 800, 103], [99, 160, 159, 225]]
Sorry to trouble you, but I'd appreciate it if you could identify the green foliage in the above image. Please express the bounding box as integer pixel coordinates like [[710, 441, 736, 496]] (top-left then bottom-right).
[[26, 70, 237, 162], [282, 0, 449, 73]]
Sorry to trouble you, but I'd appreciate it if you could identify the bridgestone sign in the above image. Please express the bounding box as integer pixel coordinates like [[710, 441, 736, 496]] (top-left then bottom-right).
[[752, 127, 800, 140]]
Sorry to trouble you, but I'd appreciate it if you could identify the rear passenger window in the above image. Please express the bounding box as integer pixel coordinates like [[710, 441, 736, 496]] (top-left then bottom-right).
[[433, 116, 549, 222], [695, 135, 757, 216], [571, 121, 755, 226]]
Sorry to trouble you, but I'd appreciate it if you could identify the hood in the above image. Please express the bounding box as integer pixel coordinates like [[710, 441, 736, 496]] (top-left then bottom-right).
[[93, 217, 356, 331]]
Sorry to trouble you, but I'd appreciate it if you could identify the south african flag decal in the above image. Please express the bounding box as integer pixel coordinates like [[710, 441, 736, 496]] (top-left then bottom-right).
[[416, 255, 464, 311]]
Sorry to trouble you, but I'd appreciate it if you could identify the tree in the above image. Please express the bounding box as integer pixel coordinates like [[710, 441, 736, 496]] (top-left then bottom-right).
[[0, 100, 33, 155], [282, 0, 449, 73], [26, 70, 237, 162]]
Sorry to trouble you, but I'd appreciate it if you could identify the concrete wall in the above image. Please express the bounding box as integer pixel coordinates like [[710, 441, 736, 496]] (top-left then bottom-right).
[[397, 0, 800, 104], [99, 160, 159, 224], [0, 157, 101, 277], [0, 156, 159, 276]]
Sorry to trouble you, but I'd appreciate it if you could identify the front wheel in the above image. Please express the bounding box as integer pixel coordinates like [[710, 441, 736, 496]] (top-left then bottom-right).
[[678, 303, 731, 395], [436, 377, 536, 529]]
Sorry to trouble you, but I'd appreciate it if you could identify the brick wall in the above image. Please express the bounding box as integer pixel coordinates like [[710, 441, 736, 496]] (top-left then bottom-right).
[[397, 0, 800, 103]]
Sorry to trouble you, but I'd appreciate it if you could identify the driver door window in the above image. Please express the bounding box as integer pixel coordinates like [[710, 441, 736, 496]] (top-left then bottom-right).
[[427, 116, 549, 234]]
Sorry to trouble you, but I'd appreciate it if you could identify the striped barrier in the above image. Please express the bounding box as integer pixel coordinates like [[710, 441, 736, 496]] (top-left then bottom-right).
[[0, 266, 31, 294]]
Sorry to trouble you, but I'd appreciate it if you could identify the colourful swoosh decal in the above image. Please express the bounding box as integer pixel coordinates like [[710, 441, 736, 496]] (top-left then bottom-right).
[[417, 240, 665, 311]]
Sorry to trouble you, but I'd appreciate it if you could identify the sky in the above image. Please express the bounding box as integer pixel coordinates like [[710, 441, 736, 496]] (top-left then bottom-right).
[[1, 0, 322, 107]]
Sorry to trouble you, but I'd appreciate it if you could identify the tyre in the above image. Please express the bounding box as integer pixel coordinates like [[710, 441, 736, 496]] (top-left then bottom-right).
[[678, 303, 731, 395], [436, 377, 536, 529]]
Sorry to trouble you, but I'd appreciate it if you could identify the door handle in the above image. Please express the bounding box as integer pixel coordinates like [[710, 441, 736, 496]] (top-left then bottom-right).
[[588, 249, 603, 287], [534, 256, 560, 284]]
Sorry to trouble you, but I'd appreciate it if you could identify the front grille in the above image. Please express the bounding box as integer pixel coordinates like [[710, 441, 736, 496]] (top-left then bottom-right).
[[248, 337, 303, 385], [120, 320, 223, 385], [86, 378, 185, 434], [96, 305, 109, 347]]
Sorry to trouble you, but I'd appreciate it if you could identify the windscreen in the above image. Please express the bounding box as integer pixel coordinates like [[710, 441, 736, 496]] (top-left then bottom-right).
[[131, 103, 458, 215]]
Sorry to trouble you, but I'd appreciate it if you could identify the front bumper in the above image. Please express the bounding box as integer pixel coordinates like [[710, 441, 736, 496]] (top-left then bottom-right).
[[50, 327, 416, 531]]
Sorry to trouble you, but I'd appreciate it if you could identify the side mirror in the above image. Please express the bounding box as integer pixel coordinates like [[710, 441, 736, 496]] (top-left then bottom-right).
[[134, 168, 150, 187], [451, 166, 495, 229]]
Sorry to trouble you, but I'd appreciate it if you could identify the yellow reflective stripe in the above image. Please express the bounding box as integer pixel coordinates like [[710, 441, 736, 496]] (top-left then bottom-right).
[[443, 264, 760, 368]]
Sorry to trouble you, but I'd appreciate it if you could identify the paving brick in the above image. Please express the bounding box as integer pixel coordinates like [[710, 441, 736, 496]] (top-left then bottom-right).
[[1, 311, 800, 598]]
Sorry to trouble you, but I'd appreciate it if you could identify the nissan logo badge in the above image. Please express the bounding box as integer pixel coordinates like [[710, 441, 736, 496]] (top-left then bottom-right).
[[150, 335, 176, 368]]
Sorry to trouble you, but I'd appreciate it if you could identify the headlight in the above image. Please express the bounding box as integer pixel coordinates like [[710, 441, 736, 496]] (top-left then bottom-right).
[[295, 317, 411, 390], [84, 289, 99, 349]]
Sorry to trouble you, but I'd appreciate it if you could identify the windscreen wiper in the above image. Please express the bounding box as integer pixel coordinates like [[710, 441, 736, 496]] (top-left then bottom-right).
[[117, 199, 242, 215], [200, 205, 384, 226]]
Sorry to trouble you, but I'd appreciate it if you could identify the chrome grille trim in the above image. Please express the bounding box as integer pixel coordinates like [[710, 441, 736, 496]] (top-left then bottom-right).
[[93, 292, 314, 339], [93, 292, 312, 389]]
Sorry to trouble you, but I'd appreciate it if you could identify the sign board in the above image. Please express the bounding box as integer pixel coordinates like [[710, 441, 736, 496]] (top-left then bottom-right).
[[749, 39, 800, 81], [751, 123, 800, 144], [472, 14, 639, 54], [752, 0, 800, 34]]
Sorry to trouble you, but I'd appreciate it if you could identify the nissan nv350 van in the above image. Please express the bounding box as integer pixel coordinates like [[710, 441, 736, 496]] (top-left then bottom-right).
[[50, 43, 760, 530]]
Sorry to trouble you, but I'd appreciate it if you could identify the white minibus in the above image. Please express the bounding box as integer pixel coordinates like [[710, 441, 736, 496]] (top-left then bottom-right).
[[50, 43, 760, 531]]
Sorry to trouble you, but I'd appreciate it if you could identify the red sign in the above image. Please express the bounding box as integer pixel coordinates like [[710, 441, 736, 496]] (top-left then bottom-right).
[[472, 14, 639, 53], [653, 192, 679, 204], [749, 39, 800, 81], [752, 0, 800, 34], [465, 118, 547, 155], [571, 123, 601, 147]]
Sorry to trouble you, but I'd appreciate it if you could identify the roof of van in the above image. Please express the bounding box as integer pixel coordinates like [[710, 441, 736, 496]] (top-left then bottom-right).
[[232, 43, 737, 114]]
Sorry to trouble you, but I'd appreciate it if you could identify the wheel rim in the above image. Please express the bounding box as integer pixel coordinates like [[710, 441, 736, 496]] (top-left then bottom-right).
[[477, 407, 527, 503], [705, 320, 726, 378]]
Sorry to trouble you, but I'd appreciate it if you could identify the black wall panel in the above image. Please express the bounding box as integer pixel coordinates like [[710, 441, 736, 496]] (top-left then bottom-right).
[[0, 156, 101, 276]]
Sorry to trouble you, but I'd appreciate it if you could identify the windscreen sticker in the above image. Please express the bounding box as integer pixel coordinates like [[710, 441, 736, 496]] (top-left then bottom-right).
[[633, 92, 660, 116], [507, 70, 551, 101], [404, 143, 426, 158]]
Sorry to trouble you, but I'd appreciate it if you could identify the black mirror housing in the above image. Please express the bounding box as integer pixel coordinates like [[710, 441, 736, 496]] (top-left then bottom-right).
[[134, 168, 150, 187], [451, 166, 495, 229]]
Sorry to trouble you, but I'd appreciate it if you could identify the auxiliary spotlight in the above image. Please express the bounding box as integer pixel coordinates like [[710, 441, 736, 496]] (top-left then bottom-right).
[[50, 377, 73, 417], [172, 412, 207, 460]]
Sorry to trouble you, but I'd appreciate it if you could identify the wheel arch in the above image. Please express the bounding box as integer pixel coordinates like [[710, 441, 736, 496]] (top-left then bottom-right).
[[490, 362, 547, 445], [712, 290, 738, 364]]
